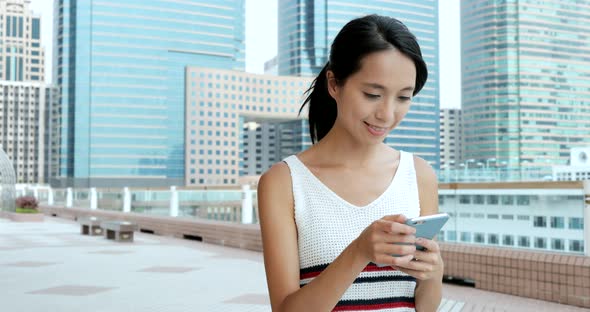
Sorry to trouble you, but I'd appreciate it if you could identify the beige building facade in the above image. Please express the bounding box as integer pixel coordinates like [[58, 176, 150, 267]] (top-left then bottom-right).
[[185, 67, 311, 186], [440, 108, 462, 168], [0, 0, 45, 82], [0, 81, 57, 183]]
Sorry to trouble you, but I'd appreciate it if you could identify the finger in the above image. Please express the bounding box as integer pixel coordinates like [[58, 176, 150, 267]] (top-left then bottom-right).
[[382, 214, 408, 223], [390, 221, 416, 235], [393, 267, 431, 281], [380, 241, 416, 256], [416, 238, 439, 252], [413, 250, 437, 264]]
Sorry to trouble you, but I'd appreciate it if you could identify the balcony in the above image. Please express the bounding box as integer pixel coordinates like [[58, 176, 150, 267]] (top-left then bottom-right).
[[1, 181, 589, 310]]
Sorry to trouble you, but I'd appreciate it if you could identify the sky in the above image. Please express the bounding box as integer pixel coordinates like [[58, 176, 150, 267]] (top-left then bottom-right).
[[29, 0, 461, 109]]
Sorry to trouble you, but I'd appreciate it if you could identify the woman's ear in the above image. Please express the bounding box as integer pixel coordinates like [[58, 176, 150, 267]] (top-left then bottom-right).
[[326, 70, 339, 100]]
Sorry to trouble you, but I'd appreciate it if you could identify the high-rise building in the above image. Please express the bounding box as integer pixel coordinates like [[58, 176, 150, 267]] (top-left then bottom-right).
[[0, 0, 45, 82], [440, 108, 462, 168], [241, 119, 309, 177], [461, 0, 590, 171], [53, 0, 245, 187], [0, 81, 57, 183], [278, 0, 440, 166], [185, 67, 311, 186]]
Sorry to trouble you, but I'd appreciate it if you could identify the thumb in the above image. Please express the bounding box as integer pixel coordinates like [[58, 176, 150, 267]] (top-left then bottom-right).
[[382, 214, 408, 224]]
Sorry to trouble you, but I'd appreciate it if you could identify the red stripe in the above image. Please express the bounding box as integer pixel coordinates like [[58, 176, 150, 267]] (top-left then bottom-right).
[[362, 264, 397, 273], [301, 263, 395, 280], [333, 302, 415, 311]]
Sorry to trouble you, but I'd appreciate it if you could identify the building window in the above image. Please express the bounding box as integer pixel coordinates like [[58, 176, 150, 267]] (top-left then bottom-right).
[[459, 195, 470, 204], [473, 213, 485, 219], [569, 240, 584, 252], [487, 214, 499, 219], [460, 232, 471, 242], [550, 217, 564, 229], [551, 239, 564, 251], [487, 195, 499, 205], [502, 235, 514, 246], [474, 233, 485, 243], [534, 237, 547, 249], [488, 234, 499, 245], [474, 195, 484, 204], [518, 236, 530, 247], [533, 216, 546, 227], [569, 217, 584, 230], [517, 195, 530, 205], [501, 195, 514, 205], [502, 215, 514, 220], [447, 231, 457, 241], [517, 215, 530, 221]]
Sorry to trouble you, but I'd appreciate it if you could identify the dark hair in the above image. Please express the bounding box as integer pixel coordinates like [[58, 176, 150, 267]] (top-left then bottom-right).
[[299, 14, 428, 143]]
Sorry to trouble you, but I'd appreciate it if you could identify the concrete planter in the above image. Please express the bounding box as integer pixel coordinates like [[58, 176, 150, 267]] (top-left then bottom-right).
[[8, 211, 44, 222]]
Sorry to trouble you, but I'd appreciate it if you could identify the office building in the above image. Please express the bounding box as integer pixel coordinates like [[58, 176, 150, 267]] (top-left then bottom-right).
[[461, 0, 590, 171], [241, 119, 309, 177], [185, 67, 311, 186], [278, 0, 440, 166], [0, 0, 45, 82], [264, 56, 278, 75], [53, 0, 245, 187], [439, 182, 586, 254], [0, 81, 57, 183], [440, 108, 462, 168], [553, 147, 590, 181]]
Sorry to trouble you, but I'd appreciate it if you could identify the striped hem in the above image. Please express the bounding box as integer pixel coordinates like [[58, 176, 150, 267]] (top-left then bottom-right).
[[334, 297, 415, 311]]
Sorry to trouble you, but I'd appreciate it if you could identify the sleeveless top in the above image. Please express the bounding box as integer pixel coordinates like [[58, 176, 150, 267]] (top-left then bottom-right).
[[283, 151, 421, 311]]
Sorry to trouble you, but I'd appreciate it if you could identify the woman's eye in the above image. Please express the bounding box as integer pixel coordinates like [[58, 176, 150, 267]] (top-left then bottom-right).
[[399, 96, 412, 101], [363, 92, 380, 99]]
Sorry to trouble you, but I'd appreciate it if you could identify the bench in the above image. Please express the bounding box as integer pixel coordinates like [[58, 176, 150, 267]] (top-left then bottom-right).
[[100, 221, 138, 242], [78, 217, 103, 236]]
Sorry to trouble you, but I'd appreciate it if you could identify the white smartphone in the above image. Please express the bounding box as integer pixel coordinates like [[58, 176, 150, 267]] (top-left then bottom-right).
[[405, 212, 449, 250]]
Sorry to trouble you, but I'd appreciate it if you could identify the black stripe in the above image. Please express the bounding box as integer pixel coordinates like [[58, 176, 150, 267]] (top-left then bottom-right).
[[300, 262, 382, 275], [353, 275, 416, 284], [336, 296, 415, 307], [300, 275, 416, 288], [299, 263, 329, 275]]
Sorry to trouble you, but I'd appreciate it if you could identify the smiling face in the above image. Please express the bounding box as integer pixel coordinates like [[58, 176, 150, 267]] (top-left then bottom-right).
[[327, 48, 417, 145]]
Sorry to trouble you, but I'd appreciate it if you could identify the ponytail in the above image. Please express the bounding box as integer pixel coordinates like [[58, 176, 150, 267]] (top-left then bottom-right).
[[298, 63, 337, 144]]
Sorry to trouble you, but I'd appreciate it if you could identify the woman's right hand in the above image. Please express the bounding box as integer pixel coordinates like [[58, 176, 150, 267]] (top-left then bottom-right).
[[353, 214, 417, 266]]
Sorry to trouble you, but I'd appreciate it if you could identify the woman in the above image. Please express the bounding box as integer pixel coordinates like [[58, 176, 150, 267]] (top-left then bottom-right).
[[258, 14, 443, 312]]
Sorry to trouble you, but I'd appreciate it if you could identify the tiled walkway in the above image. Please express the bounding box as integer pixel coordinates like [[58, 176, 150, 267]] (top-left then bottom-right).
[[0, 217, 587, 312]]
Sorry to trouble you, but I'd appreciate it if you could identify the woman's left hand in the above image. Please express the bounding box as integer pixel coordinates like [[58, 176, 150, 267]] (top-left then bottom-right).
[[392, 237, 444, 281]]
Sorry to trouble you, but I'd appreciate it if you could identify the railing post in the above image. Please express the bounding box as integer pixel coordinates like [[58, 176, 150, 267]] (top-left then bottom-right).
[[47, 187, 54, 205], [584, 181, 590, 256], [90, 187, 97, 210], [241, 184, 253, 224], [170, 186, 179, 217], [123, 187, 131, 213], [66, 187, 73, 208]]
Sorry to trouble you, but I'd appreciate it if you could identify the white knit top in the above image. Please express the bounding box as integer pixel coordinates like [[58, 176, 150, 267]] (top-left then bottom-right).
[[283, 151, 421, 311]]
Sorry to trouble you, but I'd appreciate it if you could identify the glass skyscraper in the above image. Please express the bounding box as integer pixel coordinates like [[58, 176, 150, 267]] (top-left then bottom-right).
[[278, 0, 440, 166], [53, 0, 245, 187], [461, 0, 590, 171]]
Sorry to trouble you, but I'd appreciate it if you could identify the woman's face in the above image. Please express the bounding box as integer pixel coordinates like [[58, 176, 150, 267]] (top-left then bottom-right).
[[327, 48, 417, 144]]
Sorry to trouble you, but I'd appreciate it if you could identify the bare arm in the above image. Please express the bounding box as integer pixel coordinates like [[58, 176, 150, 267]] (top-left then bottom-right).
[[258, 163, 416, 312], [413, 156, 443, 311]]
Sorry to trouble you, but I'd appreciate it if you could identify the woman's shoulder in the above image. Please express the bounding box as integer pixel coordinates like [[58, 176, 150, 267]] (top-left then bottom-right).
[[412, 154, 437, 184]]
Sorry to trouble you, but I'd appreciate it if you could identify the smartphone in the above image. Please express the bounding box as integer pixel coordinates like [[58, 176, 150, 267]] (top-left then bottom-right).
[[405, 213, 449, 250]]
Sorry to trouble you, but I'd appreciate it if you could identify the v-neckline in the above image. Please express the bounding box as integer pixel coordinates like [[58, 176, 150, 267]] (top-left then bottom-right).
[[292, 151, 404, 209]]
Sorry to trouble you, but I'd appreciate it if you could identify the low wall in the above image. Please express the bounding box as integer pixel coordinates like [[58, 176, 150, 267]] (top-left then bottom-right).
[[39, 204, 589, 308], [39, 205, 261, 251]]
